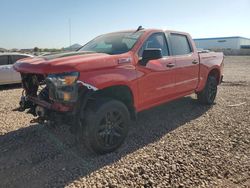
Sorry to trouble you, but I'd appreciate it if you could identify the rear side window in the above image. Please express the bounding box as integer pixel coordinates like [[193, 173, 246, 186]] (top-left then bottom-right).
[[170, 34, 192, 55], [0, 55, 9, 66], [139, 33, 169, 57], [11, 55, 28, 64]]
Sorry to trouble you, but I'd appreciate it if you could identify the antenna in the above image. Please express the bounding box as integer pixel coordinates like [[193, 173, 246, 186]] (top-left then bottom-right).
[[136, 25, 144, 31]]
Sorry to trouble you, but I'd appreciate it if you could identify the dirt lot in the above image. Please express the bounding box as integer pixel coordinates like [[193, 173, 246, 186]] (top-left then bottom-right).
[[0, 56, 249, 188]]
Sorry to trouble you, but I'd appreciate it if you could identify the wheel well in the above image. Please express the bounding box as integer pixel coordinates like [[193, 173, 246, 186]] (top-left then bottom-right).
[[208, 69, 220, 84], [91, 85, 136, 120]]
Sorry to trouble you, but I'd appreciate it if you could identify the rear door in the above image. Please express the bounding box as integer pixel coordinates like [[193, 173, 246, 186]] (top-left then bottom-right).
[[137, 32, 176, 109], [168, 33, 199, 94], [9, 55, 26, 83], [0, 55, 12, 84]]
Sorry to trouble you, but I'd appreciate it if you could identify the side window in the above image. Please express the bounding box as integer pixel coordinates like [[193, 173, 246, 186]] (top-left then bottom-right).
[[170, 34, 192, 55], [11, 55, 28, 64], [0, 55, 9, 66], [139, 33, 169, 57]]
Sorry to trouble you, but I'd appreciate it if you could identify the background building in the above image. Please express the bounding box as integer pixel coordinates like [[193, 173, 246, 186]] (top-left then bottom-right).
[[194, 36, 250, 50]]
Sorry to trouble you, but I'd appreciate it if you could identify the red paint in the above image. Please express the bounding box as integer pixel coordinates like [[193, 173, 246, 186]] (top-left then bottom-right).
[[14, 29, 224, 113]]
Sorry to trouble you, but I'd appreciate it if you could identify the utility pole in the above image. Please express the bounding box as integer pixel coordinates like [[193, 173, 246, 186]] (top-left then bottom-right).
[[69, 18, 72, 50]]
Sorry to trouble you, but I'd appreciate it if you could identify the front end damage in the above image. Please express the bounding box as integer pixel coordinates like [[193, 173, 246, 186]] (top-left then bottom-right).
[[18, 72, 94, 131]]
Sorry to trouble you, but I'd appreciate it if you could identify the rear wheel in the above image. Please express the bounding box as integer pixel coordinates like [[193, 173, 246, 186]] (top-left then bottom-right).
[[197, 76, 218, 105], [83, 98, 130, 154]]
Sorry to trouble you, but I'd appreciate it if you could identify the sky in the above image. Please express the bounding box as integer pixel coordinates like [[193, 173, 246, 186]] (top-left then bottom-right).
[[1, 0, 250, 49]]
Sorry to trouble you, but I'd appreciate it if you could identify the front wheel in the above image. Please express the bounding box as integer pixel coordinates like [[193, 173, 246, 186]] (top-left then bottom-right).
[[83, 99, 130, 154], [197, 76, 218, 105]]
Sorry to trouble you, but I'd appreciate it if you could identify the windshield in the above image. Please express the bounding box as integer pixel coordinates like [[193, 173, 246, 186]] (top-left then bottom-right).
[[78, 31, 144, 55]]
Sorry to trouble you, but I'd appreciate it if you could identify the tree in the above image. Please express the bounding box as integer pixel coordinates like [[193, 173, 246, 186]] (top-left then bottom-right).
[[34, 47, 39, 52]]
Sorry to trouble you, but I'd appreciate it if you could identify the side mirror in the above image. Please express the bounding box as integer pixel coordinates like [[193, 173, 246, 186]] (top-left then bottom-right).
[[140, 48, 163, 66]]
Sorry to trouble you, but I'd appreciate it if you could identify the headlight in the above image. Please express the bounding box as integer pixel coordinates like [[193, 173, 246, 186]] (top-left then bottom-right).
[[47, 72, 79, 87], [46, 72, 79, 102]]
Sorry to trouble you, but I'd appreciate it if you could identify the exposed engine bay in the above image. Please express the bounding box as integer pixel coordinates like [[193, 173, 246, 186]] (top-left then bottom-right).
[[18, 72, 91, 129]]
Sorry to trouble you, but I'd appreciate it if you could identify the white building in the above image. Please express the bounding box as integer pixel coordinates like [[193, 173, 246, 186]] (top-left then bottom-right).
[[194, 36, 250, 50]]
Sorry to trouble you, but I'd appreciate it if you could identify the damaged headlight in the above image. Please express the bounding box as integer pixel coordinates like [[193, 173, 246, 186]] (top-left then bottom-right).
[[47, 72, 79, 87], [46, 72, 79, 102]]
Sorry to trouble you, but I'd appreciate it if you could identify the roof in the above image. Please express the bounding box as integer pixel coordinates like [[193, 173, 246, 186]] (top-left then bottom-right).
[[105, 28, 190, 37], [0, 48, 7, 52], [106, 28, 163, 34], [0, 52, 33, 57], [194, 36, 250, 41]]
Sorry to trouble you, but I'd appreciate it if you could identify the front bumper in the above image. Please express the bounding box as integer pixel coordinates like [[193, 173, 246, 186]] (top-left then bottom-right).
[[27, 96, 73, 112]]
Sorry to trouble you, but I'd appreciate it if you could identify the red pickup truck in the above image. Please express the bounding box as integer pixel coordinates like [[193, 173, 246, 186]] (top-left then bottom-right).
[[14, 27, 224, 154]]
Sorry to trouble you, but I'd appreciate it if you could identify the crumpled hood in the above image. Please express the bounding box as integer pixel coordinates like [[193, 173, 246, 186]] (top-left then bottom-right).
[[14, 51, 118, 74]]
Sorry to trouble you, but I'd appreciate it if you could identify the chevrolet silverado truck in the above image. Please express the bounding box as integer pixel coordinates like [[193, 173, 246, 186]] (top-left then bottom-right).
[[14, 27, 224, 154]]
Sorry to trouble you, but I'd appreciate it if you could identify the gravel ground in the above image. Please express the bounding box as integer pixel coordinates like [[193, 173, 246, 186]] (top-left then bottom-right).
[[0, 56, 249, 188]]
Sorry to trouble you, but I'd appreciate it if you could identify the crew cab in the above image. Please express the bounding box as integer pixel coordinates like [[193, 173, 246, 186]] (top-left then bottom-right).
[[14, 27, 224, 154]]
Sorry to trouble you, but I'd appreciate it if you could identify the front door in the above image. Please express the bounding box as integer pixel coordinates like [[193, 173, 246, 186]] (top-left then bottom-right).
[[137, 32, 176, 110], [0, 55, 12, 85], [10, 55, 23, 83]]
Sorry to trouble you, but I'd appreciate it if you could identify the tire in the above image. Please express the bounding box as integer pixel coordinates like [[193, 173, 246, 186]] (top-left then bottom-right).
[[197, 76, 218, 105], [38, 87, 50, 101], [38, 87, 55, 128], [83, 98, 130, 154]]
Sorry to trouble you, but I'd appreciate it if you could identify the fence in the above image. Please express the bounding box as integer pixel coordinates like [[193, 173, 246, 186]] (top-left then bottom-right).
[[212, 49, 250, 56]]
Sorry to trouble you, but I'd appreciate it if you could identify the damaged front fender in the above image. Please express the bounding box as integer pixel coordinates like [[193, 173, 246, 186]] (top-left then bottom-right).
[[77, 80, 98, 91]]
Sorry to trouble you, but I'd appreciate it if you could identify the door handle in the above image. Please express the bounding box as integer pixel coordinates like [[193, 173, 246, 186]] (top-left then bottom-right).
[[166, 63, 175, 68], [192, 60, 198, 64]]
